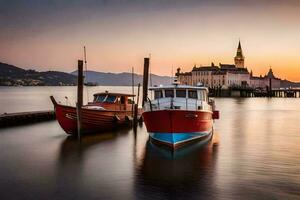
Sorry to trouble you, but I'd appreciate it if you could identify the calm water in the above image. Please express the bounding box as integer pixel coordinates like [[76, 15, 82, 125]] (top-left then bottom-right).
[[0, 87, 300, 199], [0, 86, 141, 114]]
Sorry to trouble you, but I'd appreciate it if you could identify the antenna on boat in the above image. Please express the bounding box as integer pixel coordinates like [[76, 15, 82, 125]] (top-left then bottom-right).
[[171, 65, 174, 84], [65, 96, 69, 106], [84, 46, 89, 103]]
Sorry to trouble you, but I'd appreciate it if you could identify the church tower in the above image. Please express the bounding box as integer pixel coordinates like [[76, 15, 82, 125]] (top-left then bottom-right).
[[234, 40, 245, 68]]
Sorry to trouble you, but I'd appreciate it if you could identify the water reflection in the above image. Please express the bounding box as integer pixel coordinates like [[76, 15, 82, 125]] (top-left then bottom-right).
[[54, 129, 133, 199], [59, 133, 118, 156], [134, 133, 219, 200], [2, 97, 300, 199]]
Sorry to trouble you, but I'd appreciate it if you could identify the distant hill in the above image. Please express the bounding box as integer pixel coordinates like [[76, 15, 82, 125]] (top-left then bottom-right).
[[3, 61, 299, 88], [0, 62, 77, 86], [0, 62, 172, 86], [71, 70, 172, 86]]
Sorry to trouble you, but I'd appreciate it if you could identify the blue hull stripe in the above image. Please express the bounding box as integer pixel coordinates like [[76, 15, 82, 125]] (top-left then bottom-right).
[[149, 130, 212, 146]]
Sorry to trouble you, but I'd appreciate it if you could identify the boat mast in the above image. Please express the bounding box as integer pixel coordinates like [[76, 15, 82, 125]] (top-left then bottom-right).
[[84, 46, 89, 102], [149, 53, 153, 99], [149, 53, 152, 87]]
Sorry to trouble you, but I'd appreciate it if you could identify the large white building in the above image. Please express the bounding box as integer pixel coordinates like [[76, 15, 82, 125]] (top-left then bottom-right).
[[176, 41, 281, 90], [250, 68, 281, 90]]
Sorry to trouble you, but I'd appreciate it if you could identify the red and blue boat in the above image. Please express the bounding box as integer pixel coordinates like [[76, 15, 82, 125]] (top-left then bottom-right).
[[142, 82, 219, 149]]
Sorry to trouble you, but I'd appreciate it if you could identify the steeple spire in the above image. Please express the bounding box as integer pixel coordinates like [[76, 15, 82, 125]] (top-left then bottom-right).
[[234, 39, 245, 68], [236, 39, 243, 57]]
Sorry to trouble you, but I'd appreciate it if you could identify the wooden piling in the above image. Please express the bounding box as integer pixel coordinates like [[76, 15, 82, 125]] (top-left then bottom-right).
[[137, 83, 143, 123], [133, 104, 138, 125], [142, 57, 150, 107], [131, 67, 135, 117], [77, 60, 84, 141], [137, 83, 141, 105], [268, 78, 272, 97]]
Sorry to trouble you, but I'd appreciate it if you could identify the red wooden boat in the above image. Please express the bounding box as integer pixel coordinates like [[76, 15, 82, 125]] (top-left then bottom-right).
[[50, 92, 138, 135], [142, 82, 219, 149]]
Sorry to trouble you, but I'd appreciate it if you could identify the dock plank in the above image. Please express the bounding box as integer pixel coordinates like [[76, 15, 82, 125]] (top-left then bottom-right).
[[0, 110, 56, 128]]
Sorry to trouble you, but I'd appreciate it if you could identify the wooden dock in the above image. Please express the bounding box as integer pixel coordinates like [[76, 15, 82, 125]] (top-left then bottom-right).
[[0, 110, 55, 128], [272, 88, 300, 98], [209, 87, 300, 98]]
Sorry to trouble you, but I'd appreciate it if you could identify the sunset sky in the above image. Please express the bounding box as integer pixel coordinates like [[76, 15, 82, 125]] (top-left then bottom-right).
[[1, 0, 300, 81]]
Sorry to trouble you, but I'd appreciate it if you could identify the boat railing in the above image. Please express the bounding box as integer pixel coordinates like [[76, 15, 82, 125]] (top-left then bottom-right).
[[185, 98, 188, 109]]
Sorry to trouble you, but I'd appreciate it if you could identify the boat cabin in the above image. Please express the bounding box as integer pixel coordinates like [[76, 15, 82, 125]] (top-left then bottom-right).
[[146, 85, 211, 111], [87, 92, 135, 111], [152, 86, 208, 101]]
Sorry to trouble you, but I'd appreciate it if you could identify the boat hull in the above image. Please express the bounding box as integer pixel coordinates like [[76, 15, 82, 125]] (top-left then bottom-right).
[[149, 131, 212, 148], [142, 110, 213, 148], [54, 104, 132, 135]]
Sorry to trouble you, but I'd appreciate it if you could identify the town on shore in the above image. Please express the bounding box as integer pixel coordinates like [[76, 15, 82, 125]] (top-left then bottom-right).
[[176, 41, 299, 96]]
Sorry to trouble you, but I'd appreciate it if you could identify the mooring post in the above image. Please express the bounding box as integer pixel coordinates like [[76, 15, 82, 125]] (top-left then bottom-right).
[[137, 83, 141, 106], [131, 67, 135, 117], [137, 83, 143, 123], [133, 103, 138, 125], [142, 57, 150, 107], [269, 78, 272, 97], [77, 60, 84, 141]]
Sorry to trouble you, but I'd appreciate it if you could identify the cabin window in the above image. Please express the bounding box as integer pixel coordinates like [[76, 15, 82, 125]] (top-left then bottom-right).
[[199, 90, 207, 101], [127, 97, 134, 104], [176, 90, 186, 98], [198, 91, 203, 100], [95, 95, 106, 102], [165, 89, 174, 98], [120, 96, 126, 104], [204, 91, 208, 101], [154, 90, 163, 99], [188, 90, 198, 99], [93, 96, 97, 102], [105, 95, 116, 103]]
